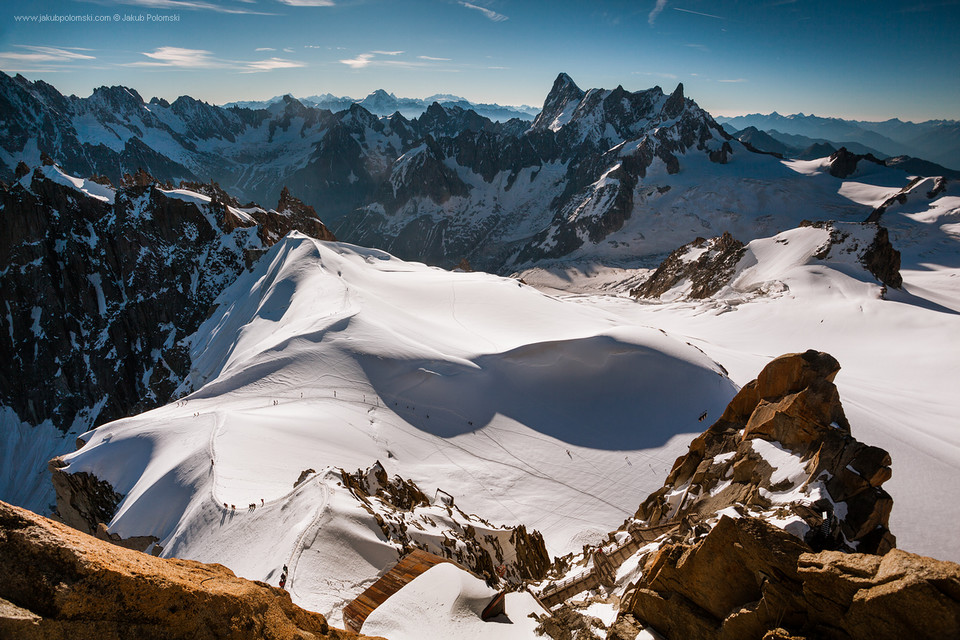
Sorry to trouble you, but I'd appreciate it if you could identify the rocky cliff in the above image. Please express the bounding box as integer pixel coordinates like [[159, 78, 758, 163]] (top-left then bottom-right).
[[0, 499, 371, 640]]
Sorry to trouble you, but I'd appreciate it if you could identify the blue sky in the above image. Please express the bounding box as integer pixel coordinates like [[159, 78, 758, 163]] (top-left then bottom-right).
[[1, 0, 958, 121]]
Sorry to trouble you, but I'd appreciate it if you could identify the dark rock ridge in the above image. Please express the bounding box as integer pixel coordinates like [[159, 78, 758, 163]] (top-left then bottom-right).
[[828, 147, 886, 179], [0, 499, 366, 640], [0, 164, 335, 440], [631, 232, 746, 299], [632, 221, 902, 301], [340, 462, 551, 584], [337, 75, 737, 269], [802, 221, 903, 289]]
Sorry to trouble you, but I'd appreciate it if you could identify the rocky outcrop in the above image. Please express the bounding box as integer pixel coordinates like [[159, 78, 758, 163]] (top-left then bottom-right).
[[341, 462, 550, 584], [635, 350, 895, 553], [0, 499, 367, 640], [47, 458, 121, 537], [631, 232, 746, 299], [828, 147, 884, 179], [804, 221, 902, 289], [624, 515, 960, 640]]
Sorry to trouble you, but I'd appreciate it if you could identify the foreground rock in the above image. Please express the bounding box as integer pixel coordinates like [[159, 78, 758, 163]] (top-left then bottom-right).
[[626, 515, 960, 640], [0, 500, 369, 640]]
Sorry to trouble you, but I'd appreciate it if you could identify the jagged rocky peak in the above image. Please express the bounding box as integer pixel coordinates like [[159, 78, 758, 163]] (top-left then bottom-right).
[[662, 82, 685, 119], [531, 72, 586, 130], [632, 232, 746, 300], [535, 351, 960, 639], [635, 349, 895, 554], [0, 500, 363, 639], [88, 84, 145, 112]]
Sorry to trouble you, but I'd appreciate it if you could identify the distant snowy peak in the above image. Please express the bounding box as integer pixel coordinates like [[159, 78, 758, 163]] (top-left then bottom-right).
[[223, 90, 539, 122]]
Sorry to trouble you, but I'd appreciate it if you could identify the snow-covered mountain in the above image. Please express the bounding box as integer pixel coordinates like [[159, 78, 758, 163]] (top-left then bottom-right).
[[0, 72, 529, 228], [717, 112, 960, 171], [1, 68, 959, 636], [224, 89, 540, 122], [3, 71, 955, 274], [0, 161, 334, 511]]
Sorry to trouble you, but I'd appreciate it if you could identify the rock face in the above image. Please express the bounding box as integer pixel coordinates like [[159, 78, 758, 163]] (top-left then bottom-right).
[[631, 232, 746, 299], [626, 515, 960, 640], [635, 350, 895, 554], [0, 164, 334, 441], [0, 499, 366, 640]]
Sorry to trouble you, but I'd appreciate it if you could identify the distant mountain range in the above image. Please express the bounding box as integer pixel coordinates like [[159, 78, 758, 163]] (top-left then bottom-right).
[[716, 112, 960, 171], [224, 89, 540, 122]]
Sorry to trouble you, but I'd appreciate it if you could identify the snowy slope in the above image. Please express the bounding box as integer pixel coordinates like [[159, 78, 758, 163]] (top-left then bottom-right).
[[57, 233, 736, 622]]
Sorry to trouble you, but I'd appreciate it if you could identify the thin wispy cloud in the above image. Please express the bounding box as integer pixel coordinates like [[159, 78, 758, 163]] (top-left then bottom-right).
[[242, 57, 305, 72], [340, 53, 374, 69], [255, 47, 276, 52], [459, 2, 508, 22], [130, 46, 304, 72], [685, 43, 710, 52], [718, 78, 747, 83], [648, 0, 668, 25], [102, 0, 274, 15], [0, 45, 95, 72], [339, 51, 451, 70], [134, 46, 220, 68], [273, 0, 335, 5], [673, 7, 726, 20]]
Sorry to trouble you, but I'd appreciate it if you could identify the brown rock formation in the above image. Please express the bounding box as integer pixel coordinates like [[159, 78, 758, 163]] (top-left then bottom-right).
[[0, 499, 370, 640], [625, 515, 960, 640], [635, 350, 894, 554]]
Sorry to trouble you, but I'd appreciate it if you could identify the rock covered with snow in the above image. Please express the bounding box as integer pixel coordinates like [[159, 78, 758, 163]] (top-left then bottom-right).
[[340, 462, 551, 584], [631, 232, 747, 299]]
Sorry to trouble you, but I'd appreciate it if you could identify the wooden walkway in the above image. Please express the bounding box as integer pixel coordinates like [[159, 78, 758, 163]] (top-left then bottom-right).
[[342, 549, 459, 633], [539, 522, 677, 608]]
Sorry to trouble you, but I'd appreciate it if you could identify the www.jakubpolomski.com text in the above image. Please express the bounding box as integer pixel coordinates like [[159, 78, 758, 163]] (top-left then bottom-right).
[[14, 13, 180, 23]]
